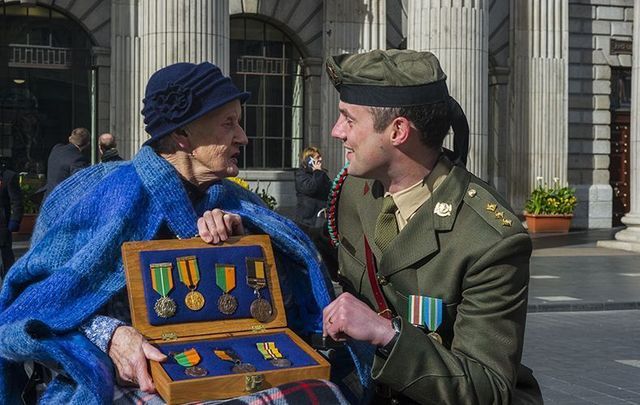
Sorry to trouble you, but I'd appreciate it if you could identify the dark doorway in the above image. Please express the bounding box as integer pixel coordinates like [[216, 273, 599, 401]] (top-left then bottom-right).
[[610, 68, 631, 226]]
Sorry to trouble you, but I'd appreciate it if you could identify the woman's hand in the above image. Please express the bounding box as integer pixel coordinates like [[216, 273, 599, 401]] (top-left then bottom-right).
[[311, 158, 323, 171], [197, 208, 244, 243], [108, 326, 167, 392]]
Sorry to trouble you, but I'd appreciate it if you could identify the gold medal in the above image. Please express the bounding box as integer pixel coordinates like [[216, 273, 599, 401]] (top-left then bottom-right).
[[177, 256, 205, 312], [215, 264, 238, 315], [185, 290, 205, 311], [246, 258, 272, 323], [150, 263, 176, 318]]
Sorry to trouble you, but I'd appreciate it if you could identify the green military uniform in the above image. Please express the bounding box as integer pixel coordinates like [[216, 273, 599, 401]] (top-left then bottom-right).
[[336, 162, 542, 404], [327, 50, 543, 404]]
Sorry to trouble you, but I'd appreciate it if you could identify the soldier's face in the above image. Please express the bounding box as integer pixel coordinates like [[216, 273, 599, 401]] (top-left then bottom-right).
[[331, 101, 390, 178]]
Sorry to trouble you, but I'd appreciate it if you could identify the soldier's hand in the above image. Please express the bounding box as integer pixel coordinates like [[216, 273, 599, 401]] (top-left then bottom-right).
[[109, 326, 167, 392], [198, 209, 244, 244], [322, 292, 395, 347]]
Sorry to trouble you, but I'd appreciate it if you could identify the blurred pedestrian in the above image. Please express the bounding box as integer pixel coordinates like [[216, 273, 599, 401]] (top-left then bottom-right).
[[0, 162, 23, 279], [294, 146, 331, 227], [98, 133, 123, 162], [43, 127, 90, 200]]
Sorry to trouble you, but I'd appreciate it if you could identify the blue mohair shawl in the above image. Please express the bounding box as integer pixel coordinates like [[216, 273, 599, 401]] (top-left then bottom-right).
[[0, 146, 336, 404]]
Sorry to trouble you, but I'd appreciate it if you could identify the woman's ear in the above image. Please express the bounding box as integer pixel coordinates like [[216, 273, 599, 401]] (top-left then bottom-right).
[[170, 129, 192, 151]]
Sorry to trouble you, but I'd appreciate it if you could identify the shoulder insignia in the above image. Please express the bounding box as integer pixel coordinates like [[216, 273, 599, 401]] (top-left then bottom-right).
[[464, 184, 523, 235]]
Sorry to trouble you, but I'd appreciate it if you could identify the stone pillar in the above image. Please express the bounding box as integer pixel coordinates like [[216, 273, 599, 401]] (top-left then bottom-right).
[[598, 5, 640, 252], [111, 0, 229, 157], [321, 0, 386, 177], [407, 0, 488, 180], [508, 0, 569, 210]]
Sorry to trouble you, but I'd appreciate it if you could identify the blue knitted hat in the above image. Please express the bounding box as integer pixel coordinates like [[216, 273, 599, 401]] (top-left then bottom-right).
[[141, 62, 250, 144]]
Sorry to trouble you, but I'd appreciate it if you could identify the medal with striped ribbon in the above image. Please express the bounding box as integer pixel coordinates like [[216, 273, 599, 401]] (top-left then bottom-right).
[[176, 256, 205, 311], [150, 262, 176, 318], [256, 341, 291, 368], [174, 348, 207, 377], [408, 295, 443, 343], [246, 258, 272, 322], [213, 348, 256, 373], [215, 264, 238, 314]]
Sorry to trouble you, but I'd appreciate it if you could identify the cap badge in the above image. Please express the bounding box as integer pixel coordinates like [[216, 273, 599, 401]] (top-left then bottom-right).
[[434, 202, 452, 217], [326, 63, 341, 86]]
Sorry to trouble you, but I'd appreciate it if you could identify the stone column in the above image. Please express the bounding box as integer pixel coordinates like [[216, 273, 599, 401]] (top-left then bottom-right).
[[407, 0, 489, 180], [508, 0, 569, 210], [599, 5, 640, 252], [321, 0, 386, 177], [111, 0, 229, 157]]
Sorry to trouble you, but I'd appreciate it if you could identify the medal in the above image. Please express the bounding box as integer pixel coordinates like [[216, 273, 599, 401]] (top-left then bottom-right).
[[174, 348, 207, 377], [256, 342, 292, 368], [408, 294, 443, 343], [177, 256, 205, 311], [150, 263, 176, 318], [213, 348, 256, 374], [246, 258, 272, 322], [215, 264, 238, 315]]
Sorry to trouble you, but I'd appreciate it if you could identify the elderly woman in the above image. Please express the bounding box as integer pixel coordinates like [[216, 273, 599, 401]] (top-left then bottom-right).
[[0, 63, 341, 404]]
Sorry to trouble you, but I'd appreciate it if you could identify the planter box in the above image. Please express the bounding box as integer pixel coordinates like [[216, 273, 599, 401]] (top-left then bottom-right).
[[524, 213, 572, 234]]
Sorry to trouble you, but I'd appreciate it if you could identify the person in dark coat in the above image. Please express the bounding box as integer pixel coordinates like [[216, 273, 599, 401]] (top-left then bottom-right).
[[43, 127, 91, 200], [98, 133, 124, 162], [0, 164, 23, 279], [294, 146, 331, 227]]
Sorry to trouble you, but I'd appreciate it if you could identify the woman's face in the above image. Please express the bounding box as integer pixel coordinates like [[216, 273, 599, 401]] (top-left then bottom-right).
[[183, 100, 248, 178]]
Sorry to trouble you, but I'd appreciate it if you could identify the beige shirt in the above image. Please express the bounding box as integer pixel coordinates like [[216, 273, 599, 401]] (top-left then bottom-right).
[[387, 157, 452, 231]]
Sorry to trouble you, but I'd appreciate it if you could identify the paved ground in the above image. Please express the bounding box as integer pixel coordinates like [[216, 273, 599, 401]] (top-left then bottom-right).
[[523, 310, 640, 405]]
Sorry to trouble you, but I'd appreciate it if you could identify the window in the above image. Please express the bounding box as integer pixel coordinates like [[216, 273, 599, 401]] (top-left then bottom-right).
[[230, 17, 304, 169]]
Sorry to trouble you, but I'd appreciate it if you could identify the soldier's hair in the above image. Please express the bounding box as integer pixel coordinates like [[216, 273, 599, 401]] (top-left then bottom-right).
[[368, 101, 450, 149], [69, 127, 90, 148]]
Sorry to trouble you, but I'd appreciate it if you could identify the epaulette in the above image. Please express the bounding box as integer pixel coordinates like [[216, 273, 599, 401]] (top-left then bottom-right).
[[463, 182, 522, 236]]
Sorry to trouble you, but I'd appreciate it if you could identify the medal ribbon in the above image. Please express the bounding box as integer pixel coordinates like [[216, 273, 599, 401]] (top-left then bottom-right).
[[256, 342, 283, 360], [150, 263, 174, 297], [246, 258, 267, 290], [177, 256, 200, 289], [215, 264, 236, 293], [408, 295, 442, 331], [174, 348, 200, 367], [213, 349, 240, 363]]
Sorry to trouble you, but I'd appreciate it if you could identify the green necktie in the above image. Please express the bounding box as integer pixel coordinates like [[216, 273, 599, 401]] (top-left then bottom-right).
[[374, 196, 398, 252]]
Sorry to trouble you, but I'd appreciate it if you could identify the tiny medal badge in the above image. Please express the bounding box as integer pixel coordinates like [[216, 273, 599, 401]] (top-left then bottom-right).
[[433, 202, 453, 217]]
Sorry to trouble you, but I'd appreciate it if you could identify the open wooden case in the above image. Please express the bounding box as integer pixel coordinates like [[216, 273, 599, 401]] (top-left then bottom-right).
[[122, 235, 330, 404]]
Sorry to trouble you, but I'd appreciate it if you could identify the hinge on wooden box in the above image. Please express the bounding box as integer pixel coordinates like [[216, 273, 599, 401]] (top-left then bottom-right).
[[251, 325, 266, 333], [161, 332, 178, 341]]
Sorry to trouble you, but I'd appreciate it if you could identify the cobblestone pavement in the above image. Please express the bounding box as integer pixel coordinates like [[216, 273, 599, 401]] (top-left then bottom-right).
[[523, 310, 640, 404]]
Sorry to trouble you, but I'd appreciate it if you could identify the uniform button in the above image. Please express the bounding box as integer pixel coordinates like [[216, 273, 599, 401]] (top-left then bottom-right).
[[377, 275, 389, 285], [467, 188, 477, 197]]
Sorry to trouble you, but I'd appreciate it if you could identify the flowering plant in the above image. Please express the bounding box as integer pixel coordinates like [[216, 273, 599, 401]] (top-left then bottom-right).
[[227, 177, 278, 210], [525, 177, 577, 215]]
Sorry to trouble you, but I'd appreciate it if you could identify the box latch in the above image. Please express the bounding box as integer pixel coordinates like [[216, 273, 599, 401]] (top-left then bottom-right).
[[245, 374, 264, 392]]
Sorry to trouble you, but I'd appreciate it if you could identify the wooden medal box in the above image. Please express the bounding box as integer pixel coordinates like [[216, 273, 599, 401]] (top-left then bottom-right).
[[122, 235, 330, 404]]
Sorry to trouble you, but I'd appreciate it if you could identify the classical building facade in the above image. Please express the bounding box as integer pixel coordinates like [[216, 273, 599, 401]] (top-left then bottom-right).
[[0, 0, 636, 231]]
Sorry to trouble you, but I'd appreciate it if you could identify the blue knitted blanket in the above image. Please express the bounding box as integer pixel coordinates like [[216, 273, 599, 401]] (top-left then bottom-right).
[[0, 147, 334, 404]]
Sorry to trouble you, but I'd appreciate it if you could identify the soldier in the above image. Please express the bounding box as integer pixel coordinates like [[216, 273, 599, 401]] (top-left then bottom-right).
[[322, 50, 543, 404]]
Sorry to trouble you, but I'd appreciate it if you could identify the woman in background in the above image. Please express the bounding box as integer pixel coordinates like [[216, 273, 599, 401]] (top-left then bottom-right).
[[294, 147, 331, 227]]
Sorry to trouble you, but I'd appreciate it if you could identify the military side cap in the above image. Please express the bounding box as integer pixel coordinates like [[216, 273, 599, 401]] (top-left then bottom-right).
[[326, 49, 449, 107]]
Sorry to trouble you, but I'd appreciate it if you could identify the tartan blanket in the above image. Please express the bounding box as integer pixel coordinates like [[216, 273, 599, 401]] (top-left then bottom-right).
[[113, 379, 349, 405]]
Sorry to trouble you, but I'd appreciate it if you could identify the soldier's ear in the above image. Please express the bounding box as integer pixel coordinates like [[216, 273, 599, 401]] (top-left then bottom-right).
[[389, 116, 411, 146]]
